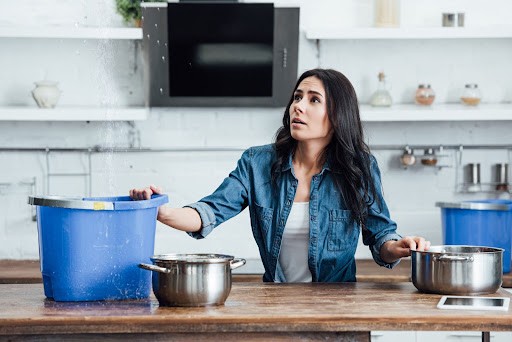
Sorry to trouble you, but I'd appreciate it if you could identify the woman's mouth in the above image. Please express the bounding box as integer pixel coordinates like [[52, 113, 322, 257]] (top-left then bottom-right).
[[291, 117, 306, 125]]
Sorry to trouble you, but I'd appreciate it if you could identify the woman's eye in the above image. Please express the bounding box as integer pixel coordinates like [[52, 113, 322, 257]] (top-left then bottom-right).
[[293, 94, 302, 101], [311, 97, 321, 103]]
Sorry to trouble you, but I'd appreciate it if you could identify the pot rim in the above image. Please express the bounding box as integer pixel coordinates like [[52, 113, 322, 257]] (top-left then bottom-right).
[[151, 253, 235, 264], [412, 245, 504, 255]]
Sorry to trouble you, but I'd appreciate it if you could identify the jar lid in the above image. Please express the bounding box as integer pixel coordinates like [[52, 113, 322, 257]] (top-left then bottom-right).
[[465, 83, 478, 88], [418, 84, 431, 88]]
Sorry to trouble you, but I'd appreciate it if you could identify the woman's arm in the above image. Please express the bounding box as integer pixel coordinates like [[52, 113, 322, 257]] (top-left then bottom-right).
[[157, 206, 202, 232], [129, 185, 201, 232]]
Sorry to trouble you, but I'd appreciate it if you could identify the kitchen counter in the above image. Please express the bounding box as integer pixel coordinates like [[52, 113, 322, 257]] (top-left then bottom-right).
[[3, 259, 512, 287], [1, 282, 512, 341]]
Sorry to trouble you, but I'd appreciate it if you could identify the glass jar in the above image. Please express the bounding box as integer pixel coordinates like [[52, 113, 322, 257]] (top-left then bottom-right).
[[461, 84, 482, 106], [374, 0, 400, 28], [415, 84, 435, 106], [400, 146, 416, 167], [421, 148, 437, 166], [370, 72, 392, 107]]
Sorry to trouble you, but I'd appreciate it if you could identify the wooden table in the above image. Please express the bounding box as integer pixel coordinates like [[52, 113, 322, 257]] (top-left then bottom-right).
[[3, 259, 512, 287], [1, 282, 512, 341]]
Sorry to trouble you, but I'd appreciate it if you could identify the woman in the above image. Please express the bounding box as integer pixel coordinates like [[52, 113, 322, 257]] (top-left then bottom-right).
[[130, 68, 430, 282]]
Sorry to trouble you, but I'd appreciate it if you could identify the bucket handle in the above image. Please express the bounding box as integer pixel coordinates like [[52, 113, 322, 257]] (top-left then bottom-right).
[[230, 258, 246, 270], [436, 255, 474, 262], [139, 263, 171, 274]]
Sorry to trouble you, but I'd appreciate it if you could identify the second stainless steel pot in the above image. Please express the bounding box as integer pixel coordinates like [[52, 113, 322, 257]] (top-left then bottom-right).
[[411, 245, 503, 295], [139, 254, 246, 307]]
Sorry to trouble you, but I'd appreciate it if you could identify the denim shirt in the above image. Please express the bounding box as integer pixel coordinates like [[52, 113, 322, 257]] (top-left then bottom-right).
[[186, 144, 401, 282]]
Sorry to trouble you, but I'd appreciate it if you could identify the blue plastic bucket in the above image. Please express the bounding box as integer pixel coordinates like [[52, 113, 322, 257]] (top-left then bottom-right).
[[436, 200, 512, 273], [29, 194, 168, 301]]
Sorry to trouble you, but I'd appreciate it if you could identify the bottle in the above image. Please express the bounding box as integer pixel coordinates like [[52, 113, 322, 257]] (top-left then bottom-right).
[[461, 84, 482, 106], [374, 0, 400, 28], [415, 84, 435, 106], [370, 72, 392, 107]]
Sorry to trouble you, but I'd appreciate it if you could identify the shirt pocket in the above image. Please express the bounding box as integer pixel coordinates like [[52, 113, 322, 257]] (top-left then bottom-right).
[[327, 209, 359, 252], [253, 203, 273, 234]]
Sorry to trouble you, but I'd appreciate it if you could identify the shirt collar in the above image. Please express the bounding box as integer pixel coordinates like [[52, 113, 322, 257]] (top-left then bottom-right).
[[279, 153, 332, 174]]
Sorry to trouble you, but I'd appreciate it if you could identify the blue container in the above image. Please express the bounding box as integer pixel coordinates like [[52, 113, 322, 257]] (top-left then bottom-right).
[[29, 194, 168, 301], [436, 200, 512, 273]]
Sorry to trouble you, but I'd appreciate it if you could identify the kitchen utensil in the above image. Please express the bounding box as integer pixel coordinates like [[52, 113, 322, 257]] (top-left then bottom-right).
[[411, 245, 503, 295], [28, 194, 168, 301], [494, 163, 509, 192], [139, 253, 246, 307], [442, 13, 465, 27], [464, 163, 481, 192]]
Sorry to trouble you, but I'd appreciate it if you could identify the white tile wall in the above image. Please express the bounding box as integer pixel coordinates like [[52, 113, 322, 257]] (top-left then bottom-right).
[[0, 0, 511, 259]]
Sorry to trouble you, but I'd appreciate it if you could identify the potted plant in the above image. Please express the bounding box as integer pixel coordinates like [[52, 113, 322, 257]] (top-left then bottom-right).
[[115, 0, 156, 27]]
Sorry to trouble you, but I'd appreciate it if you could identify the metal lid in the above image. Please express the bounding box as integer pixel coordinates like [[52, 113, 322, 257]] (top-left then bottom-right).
[[28, 196, 114, 210], [465, 83, 478, 88], [151, 254, 235, 264], [436, 201, 512, 211]]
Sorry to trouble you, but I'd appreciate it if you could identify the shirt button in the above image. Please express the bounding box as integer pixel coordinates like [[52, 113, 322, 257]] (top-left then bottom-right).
[[311, 216, 316, 221], [286, 200, 291, 206], [280, 219, 284, 225]]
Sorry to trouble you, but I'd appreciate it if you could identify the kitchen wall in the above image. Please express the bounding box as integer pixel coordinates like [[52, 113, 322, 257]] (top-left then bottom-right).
[[0, 0, 511, 263]]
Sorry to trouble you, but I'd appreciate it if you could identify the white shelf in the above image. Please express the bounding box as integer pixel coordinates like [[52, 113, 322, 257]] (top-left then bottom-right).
[[0, 27, 142, 40], [306, 26, 512, 40], [360, 103, 512, 122], [0, 106, 148, 121]]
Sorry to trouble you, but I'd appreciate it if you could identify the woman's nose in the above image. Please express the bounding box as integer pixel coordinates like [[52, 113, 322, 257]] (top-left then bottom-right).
[[293, 99, 305, 113]]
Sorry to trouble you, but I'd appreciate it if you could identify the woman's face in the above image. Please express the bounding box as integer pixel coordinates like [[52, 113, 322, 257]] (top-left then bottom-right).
[[289, 76, 333, 144]]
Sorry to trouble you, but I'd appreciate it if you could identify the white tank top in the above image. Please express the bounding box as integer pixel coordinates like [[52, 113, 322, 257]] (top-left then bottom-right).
[[278, 202, 312, 282]]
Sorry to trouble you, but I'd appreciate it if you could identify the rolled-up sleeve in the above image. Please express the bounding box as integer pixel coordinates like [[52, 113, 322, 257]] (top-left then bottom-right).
[[184, 202, 217, 239], [363, 155, 402, 269]]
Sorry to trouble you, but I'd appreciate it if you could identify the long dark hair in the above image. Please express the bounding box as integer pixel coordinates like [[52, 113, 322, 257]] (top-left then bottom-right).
[[271, 68, 380, 227]]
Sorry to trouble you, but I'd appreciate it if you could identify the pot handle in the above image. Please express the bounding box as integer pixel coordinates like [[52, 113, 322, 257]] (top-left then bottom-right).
[[139, 263, 171, 274], [436, 255, 474, 262], [230, 258, 246, 270]]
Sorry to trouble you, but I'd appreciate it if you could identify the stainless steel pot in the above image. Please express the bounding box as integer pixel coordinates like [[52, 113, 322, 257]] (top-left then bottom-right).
[[411, 245, 503, 295], [139, 254, 246, 306]]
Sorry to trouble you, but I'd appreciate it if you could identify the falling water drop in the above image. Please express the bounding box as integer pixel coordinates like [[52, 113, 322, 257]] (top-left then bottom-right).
[[161, 56, 165, 62], [83, 39, 87, 44], [74, 22, 79, 28], [146, 34, 150, 40], [156, 39, 160, 45], [159, 88, 163, 95], [141, 16, 144, 21], [154, 23, 158, 28], [157, 7, 160, 11], [76, 50, 80, 55], [164, 43, 167, 47]]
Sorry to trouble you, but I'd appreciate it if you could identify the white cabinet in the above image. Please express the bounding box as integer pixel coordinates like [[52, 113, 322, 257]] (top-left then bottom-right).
[[417, 331, 512, 342], [371, 331, 416, 342]]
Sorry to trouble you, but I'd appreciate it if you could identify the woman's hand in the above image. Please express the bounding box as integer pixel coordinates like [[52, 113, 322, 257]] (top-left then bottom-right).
[[380, 236, 431, 264], [129, 185, 162, 200]]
